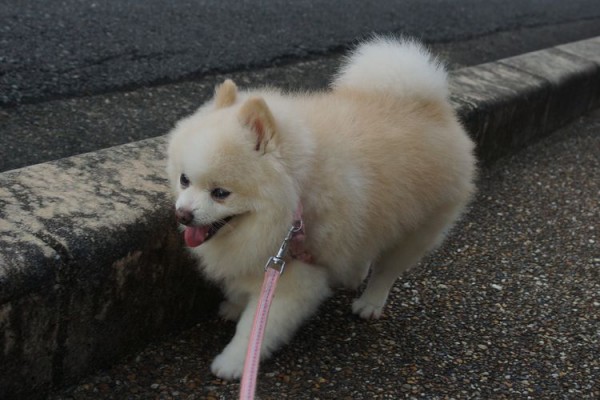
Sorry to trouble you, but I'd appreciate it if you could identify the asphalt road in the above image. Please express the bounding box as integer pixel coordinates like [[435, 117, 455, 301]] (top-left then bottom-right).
[[3, 21, 600, 173], [48, 108, 600, 399], [2, 2, 600, 173], [2, 0, 600, 106]]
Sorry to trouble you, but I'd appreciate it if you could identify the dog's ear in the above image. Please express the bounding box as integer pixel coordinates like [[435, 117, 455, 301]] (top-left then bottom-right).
[[214, 79, 237, 108], [238, 97, 277, 153]]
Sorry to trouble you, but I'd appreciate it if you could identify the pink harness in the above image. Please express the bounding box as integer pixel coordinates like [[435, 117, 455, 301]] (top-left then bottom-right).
[[239, 204, 308, 400], [288, 203, 313, 264]]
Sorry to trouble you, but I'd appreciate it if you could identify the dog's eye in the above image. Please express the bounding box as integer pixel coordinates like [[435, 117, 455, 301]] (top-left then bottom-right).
[[180, 173, 190, 188], [211, 188, 231, 200]]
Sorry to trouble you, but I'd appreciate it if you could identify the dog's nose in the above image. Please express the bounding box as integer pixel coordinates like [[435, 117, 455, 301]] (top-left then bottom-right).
[[175, 208, 194, 225]]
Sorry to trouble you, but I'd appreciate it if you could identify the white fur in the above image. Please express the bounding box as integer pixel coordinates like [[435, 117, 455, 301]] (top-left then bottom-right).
[[332, 36, 449, 99], [166, 37, 476, 380]]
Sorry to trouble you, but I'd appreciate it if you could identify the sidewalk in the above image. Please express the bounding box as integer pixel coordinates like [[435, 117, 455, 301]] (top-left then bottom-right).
[[1, 36, 599, 399], [50, 108, 600, 399]]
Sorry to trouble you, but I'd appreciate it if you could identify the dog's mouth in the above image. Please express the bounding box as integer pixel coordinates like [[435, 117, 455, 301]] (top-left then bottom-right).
[[183, 216, 234, 248]]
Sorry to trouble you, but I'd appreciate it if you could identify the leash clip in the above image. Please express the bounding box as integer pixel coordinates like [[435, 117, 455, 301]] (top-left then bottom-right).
[[264, 256, 285, 274], [264, 219, 302, 275]]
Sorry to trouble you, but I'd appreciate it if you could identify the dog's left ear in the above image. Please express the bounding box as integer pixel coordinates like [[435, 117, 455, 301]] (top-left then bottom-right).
[[238, 97, 277, 153], [214, 79, 237, 108]]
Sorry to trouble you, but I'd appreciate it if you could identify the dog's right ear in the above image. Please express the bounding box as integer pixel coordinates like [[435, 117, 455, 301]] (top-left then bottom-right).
[[238, 97, 277, 154], [214, 79, 237, 108]]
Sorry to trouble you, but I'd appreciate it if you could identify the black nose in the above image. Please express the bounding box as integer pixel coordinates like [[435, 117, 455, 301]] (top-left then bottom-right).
[[175, 208, 194, 225]]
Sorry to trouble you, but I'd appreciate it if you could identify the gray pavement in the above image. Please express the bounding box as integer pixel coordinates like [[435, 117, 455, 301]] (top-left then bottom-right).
[[3, 21, 600, 173], [3, 37, 598, 399], [48, 109, 600, 399], [2, 0, 600, 107]]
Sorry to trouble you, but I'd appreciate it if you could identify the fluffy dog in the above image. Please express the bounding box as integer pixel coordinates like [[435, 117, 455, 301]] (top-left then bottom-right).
[[166, 37, 476, 380]]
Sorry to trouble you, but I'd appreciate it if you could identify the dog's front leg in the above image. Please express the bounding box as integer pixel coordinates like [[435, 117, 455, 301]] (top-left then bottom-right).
[[210, 262, 331, 380], [218, 289, 248, 322]]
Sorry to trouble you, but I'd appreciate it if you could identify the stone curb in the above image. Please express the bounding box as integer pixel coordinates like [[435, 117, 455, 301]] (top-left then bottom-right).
[[0, 139, 221, 399], [1, 36, 599, 399], [450, 36, 600, 163]]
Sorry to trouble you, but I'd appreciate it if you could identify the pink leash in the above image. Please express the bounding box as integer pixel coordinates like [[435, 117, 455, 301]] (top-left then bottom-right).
[[239, 205, 304, 400]]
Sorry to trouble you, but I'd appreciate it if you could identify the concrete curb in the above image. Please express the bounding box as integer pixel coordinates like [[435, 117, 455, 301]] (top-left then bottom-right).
[[1, 36, 599, 399], [450, 36, 600, 162], [0, 139, 221, 399]]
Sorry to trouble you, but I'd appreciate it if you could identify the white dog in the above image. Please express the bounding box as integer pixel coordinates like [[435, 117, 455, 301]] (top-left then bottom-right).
[[166, 37, 476, 380]]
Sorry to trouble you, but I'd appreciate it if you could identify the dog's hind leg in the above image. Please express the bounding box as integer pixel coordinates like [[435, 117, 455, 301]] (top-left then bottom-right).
[[352, 205, 462, 319]]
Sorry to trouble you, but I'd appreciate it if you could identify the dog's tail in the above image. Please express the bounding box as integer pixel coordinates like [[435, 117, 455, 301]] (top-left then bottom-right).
[[332, 36, 448, 100]]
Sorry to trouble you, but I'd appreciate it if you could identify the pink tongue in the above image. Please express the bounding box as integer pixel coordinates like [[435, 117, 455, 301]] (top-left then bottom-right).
[[184, 226, 211, 247]]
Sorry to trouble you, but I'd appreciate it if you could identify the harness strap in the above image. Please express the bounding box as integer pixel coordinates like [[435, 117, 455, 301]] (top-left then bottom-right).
[[289, 202, 314, 263]]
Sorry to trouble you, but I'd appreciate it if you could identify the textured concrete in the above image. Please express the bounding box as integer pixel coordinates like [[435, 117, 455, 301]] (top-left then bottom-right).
[[50, 102, 600, 400], [1, 37, 600, 398], [557, 36, 600, 108], [0, 234, 61, 397], [0, 139, 220, 399], [450, 36, 600, 162]]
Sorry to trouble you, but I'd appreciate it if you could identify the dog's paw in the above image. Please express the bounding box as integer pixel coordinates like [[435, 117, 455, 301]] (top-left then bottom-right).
[[352, 297, 384, 320], [218, 300, 244, 322], [210, 346, 246, 380]]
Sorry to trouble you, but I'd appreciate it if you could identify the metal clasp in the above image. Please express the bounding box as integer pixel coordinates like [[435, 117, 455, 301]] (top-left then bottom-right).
[[264, 219, 303, 275], [264, 256, 286, 274]]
